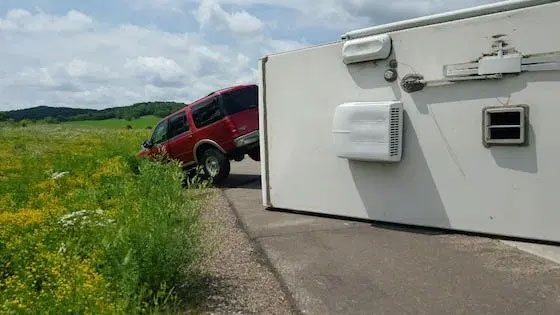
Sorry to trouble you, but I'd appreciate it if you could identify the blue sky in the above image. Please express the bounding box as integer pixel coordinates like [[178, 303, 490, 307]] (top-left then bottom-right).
[[0, 0, 499, 110]]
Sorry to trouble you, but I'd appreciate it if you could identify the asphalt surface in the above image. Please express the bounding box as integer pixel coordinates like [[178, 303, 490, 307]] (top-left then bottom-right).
[[221, 160, 560, 315]]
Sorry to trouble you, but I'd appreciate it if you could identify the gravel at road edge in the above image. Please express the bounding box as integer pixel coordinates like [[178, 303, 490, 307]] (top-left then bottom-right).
[[193, 189, 295, 314]]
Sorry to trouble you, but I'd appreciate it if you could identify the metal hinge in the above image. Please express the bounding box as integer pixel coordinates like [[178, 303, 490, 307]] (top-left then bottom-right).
[[444, 51, 560, 81], [400, 50, 560, 92]]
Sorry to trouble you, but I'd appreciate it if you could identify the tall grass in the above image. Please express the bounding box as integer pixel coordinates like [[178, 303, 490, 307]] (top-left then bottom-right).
[[0, 125, 205, 313]]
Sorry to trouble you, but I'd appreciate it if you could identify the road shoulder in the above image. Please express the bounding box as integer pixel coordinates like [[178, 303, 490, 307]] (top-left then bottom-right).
[[194, 189, 295, 314]]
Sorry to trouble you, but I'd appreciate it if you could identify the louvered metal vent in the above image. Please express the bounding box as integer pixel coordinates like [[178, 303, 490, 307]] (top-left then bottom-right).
[[389, 107, 401, 156], [483, 105, 528, 147]]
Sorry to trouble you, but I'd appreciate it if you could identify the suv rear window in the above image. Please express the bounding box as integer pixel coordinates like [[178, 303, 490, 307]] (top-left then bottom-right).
[[192, 98, 224, 128], [220, 86, 258, 115]]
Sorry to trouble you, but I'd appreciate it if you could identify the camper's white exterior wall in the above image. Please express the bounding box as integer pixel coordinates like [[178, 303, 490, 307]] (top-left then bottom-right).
[[260, 2, 560, 242]]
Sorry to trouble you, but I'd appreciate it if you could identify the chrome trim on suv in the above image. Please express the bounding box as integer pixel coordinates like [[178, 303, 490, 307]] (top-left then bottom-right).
[[234, 130, 259, 148]]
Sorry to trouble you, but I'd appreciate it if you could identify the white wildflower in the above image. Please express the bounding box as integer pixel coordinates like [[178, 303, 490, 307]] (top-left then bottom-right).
[[59, 210, 87, 227], [51, 171, 70, 180], [58, 209, 115, 228], [58, 242, 66, 254]]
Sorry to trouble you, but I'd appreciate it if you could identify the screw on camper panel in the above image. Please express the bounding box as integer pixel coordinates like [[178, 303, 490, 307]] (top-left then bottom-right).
[[384, 69, 398, 82]]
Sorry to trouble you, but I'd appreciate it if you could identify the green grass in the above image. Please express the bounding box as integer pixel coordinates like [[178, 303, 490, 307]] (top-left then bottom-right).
[[0, 125, 206, 313], [62, 115, 160, 129]]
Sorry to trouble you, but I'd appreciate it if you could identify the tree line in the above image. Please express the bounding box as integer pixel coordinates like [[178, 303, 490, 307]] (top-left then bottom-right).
[[0, 102, 186, 122]]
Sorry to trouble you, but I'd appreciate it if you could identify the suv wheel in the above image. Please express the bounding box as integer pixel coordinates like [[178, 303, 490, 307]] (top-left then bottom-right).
[[248, 147, 260, 162], [201, 148, 230, 183]]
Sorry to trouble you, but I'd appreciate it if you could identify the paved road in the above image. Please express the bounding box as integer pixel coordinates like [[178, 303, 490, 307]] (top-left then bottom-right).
[[221, 160, 560, 315]]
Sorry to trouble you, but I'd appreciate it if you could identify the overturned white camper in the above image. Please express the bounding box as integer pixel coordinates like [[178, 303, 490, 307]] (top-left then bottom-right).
[[258, 0, 560, 242]]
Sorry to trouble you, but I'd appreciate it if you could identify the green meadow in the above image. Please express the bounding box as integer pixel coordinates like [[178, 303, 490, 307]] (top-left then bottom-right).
[[61, 115, 160, 129], [0, 125, 207, 313]]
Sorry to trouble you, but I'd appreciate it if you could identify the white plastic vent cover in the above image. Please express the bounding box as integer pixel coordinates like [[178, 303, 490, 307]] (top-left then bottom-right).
[[333, 101, 403, 162], [342, 34, 392, 64]]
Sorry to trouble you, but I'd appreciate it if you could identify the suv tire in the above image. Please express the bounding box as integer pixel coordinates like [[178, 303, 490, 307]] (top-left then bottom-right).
[[248, 147, 260, 161], [201, 148, 230, 183]]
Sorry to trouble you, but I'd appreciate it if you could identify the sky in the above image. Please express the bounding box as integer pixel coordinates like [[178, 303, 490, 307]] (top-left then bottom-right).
[[0, 0, 501, 111]]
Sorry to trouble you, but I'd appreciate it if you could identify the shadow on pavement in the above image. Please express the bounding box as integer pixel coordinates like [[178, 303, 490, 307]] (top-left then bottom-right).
[[370, 221, 454, 236], [220, 174, 261, 190], [266, 206, 455, 236]]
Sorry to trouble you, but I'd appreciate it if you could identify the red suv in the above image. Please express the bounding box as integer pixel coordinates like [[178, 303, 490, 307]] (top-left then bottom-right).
[[139, 85, 259, 182]]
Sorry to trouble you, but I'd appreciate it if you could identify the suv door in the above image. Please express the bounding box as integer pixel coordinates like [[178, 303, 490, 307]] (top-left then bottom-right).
[[167, 111, 195, 165], [191, 97, 232, 151], [149, 119, 169, 156]]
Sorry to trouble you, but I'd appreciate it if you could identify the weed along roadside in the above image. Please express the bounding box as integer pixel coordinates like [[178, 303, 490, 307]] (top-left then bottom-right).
[[0, 125, 209, 313]]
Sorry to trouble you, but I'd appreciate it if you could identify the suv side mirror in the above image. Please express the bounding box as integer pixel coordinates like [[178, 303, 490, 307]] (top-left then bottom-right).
[[142, 140, 153, 149]]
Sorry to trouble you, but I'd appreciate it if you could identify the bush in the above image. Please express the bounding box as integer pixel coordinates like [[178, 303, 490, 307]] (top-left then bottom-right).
[[0, 126, 205, 313], [20, 119, 33, 127]]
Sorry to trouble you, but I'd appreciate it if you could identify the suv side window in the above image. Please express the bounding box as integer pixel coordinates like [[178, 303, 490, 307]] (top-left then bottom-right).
[[151, 120, 169, 144], [192, 98, 224, 128], [168, 112, 189, 139]]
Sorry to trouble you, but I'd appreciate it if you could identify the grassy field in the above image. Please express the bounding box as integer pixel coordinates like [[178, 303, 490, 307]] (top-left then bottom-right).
[[0, 125, 206, 313], [62, 115, 160, 129]]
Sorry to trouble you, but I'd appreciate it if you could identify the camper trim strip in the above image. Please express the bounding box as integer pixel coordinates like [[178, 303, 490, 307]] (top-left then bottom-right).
[[342, 0, 559, 40]]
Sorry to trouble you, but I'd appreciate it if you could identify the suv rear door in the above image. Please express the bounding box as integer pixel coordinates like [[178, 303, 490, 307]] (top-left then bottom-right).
[[166, 111, 195, 165], [191, 97, 232, 150]]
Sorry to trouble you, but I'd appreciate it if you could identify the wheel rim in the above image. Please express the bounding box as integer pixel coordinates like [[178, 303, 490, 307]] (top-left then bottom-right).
[[205, 156, 220, 177]]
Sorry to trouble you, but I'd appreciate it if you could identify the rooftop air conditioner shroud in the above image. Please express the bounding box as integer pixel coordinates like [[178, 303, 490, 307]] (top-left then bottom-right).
[[333, 101, 403, 162]]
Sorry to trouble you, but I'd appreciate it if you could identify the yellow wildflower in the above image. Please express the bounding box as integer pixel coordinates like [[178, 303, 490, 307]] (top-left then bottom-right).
[[0, 209, 43, 227], [93, 156, 127, 179]]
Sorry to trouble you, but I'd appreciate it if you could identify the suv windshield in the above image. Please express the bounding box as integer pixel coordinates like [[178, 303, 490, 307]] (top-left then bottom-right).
[[151, 120, 168, 144], [220, 86, 258, 115]]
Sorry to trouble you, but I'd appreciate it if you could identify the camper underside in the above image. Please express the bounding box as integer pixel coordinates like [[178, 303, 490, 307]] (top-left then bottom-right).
[[259, 0, 560, 242]]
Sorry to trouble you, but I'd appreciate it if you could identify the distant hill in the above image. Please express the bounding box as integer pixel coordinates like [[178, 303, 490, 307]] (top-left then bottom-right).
[[1, 102, 186, 122], [3, 106, 96, 121]]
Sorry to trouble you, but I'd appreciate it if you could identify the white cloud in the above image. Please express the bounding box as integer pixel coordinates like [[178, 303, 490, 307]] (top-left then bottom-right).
[[125, 56, 186, 87], [16, 67, 58, 89], [124, 0, 185, 13], [195, 0, 264, 34], [0, 8, 288, 110], [0, 9, 93, 33], [65, 59, 115, 82]]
